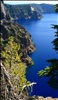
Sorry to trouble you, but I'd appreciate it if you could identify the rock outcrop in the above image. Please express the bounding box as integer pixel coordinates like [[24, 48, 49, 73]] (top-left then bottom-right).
[[1, 62, 58, 100], [4, 3, 55, 21], [31, 4, 55, 14], [1, 63, 58, 100], [0, 1, 11, 21], [1, 1, 35, 66], [1, 1, 58, 100], [0, 1, 35, 99], [5, 4, 42, 20], [1, 62, 30, 100]]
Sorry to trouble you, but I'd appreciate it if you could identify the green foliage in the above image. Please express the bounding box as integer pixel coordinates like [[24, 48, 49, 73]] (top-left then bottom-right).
[[52, 38, 58, 52], [38, 66, 51, 77], [2, 36, 28, 92], [38, 59, 58, 89], [55, 4, 58, 12], [38, 4, 58, 89], [51, 25, 58, 30]]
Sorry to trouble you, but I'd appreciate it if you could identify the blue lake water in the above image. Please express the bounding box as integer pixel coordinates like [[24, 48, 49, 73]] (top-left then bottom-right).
[[15, 14, 58, 97]]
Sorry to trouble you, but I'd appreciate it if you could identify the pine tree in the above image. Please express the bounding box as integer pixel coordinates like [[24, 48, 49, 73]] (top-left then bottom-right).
[[38, 4, 58, 89], [2, 36, 27, 93]]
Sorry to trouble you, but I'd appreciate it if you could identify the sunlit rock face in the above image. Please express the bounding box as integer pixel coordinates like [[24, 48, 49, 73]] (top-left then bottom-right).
[[0, 1, 11, 21]]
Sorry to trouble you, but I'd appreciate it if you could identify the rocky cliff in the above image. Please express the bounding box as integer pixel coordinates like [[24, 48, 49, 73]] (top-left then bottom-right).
[[0, 1, 35, 99], [5, 4, 42, 20], [1, 1, 58, 100], [4, 3, 55, 21], [1, 63, 58, 100], [32, 4, 55, 14], [0, 1, 11, 21], [1, 1, 35, 66]]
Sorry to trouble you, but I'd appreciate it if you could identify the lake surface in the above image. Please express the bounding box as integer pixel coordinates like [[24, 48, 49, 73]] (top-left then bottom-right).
[[15, 14, 58, 97]]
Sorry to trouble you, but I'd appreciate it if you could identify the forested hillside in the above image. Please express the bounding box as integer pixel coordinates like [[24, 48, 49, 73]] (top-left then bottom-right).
[[1, 0, 58, 100], [5, 3, 55, 20], [32, 4, 55, 13], [5, 4, 42, 20], [1, 1, 35, 99]]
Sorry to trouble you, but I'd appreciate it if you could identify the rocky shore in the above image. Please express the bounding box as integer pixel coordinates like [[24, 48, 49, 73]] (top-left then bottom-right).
[[1, 0, 35, 66], [0, 1, 58, 100]]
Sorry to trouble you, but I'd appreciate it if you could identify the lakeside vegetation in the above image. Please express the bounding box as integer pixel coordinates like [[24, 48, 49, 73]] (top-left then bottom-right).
[[1, 36, 31, 93], [1, 0, 58, 99]]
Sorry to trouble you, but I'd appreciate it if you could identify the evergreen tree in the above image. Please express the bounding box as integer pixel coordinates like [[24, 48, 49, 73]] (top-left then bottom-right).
[[2, 36, 27, 92], [38, 4, 58, 89]]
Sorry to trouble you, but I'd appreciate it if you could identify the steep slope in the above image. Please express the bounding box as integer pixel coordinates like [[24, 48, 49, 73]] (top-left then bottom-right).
[[1, 62, 30, 100], [1, 1, 58, 100], [0, 1, 11, 21], [1, 1, 35, 66], [39, 4, 55, 13], [32, 4, 55, 13], [1, 1, 35, 99], [1, 64, 58, 100], [5, 4, 42, 20], [4, 3, 55, 21], [1, 21, 35, 65]]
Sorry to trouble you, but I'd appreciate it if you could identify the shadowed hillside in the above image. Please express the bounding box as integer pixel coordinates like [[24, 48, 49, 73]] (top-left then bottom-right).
[[5, 4, 42, 20]]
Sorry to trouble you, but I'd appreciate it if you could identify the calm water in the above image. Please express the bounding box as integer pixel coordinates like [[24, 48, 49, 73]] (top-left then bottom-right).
[[15, 14, 58, 97]]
